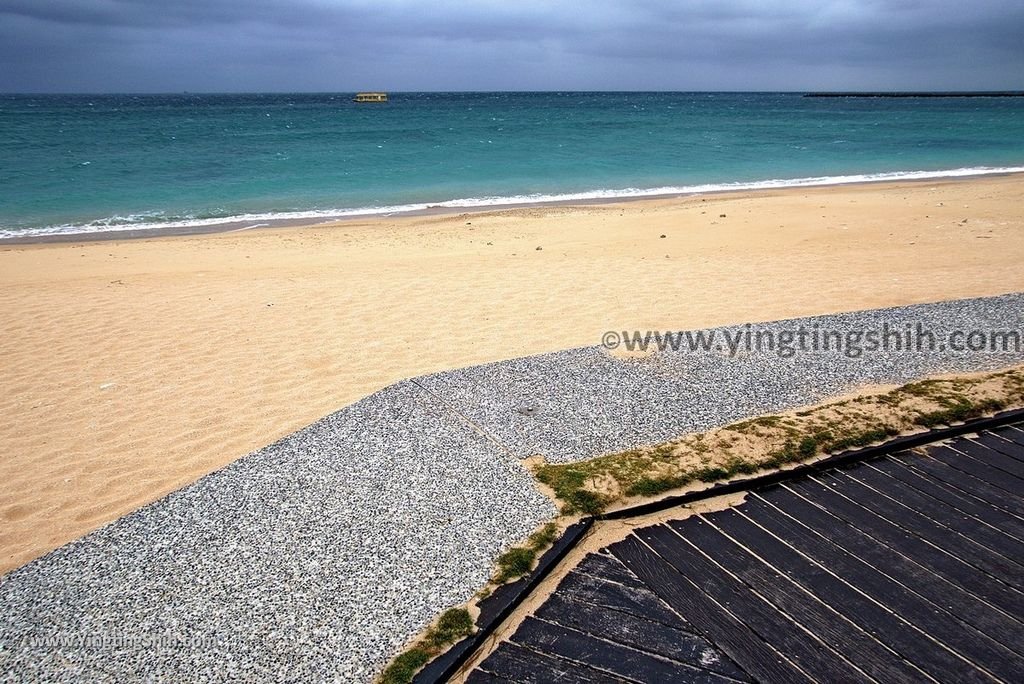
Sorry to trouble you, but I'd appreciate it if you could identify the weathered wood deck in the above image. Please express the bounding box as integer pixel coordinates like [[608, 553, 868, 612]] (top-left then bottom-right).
[[468, 424, 1024, 683]]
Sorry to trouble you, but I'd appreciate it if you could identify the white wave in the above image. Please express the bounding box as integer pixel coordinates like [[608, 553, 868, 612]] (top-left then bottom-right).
[[3, 165, 1023, 240]]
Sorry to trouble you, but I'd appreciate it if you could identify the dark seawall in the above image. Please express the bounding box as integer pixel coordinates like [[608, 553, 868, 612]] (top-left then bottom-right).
[[805, 91, 1024, 98]]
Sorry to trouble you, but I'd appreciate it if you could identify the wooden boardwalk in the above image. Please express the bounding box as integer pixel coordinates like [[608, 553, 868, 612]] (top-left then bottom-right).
[[467, 423, 1024, 683]]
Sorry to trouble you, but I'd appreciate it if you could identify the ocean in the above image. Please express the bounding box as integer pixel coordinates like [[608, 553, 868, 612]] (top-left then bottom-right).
[[2, 92, 1023, 239]]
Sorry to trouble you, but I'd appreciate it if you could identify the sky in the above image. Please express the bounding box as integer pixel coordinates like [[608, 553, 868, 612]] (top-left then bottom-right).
[[1, 0, 1022, 93]]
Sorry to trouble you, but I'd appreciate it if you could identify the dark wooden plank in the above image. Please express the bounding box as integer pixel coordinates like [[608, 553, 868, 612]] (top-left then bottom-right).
[[874, 457, 1024, 544], [845, 465, 1024, 564], [806, 471, 1024, 582], [555, 570, 686, 629], [892, 450, 1024, 518], [575, 552, 650, 591], [609, 534, 803, 684], [464, 669, 505, 683], [708, 503, 994, 684], [668, 514, 930, 682], [512, 616, 741, 684], [927, 445, 1024, 496], [776, 479, 1024, 619], [973, 433, 1024, 464], [534, 593, 749, 680], [992, 425, 1024, 446], [733, 494, 1024, 681], [954, 439, 1024, 480], [475, 640, 630, 684], [754, 486, 1024, 651], [637, 523, 869, 683]]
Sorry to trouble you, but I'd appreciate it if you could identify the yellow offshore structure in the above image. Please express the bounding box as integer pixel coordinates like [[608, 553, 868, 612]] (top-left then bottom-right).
[[353, 92, 388, 103]]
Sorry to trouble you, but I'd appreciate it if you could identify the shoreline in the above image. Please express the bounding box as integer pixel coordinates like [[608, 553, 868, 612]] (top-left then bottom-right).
[[4, 166, 1023, 245]]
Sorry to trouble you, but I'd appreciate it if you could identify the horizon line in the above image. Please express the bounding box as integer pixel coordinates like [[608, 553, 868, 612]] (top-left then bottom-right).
[[3, 89, 1024, 96]]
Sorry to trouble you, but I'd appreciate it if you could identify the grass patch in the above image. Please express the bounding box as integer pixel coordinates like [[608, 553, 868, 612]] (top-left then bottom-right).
[[380, 649, 431, 684], [527, 522, 559, 549], [627, 475, 689, 497], [694, 465, 730, 482], [492, 522, 563, 584], [828, 426, 899, 451], [379, 608, 474, 684], [914, 396, 1007, 427], [531, 366, 1024, 513], [425, 608, 475, 649], [563, 489, 609, 515], [494, 547, 535, 583], [723, 414, 788, 434]]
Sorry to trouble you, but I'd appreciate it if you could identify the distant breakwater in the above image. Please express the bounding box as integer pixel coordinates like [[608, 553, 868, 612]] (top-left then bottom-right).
[[805, 91, 1024, 98]]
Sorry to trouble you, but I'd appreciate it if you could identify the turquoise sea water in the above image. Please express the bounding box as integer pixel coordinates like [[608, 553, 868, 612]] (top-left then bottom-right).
[[2, 92, 1023, 238]]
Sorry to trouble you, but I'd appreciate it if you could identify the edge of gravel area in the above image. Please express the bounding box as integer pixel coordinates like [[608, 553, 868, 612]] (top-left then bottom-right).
[[411, 519, 594, 684], [414, 405, 1024, 684], [412, 292, 1024, 463]]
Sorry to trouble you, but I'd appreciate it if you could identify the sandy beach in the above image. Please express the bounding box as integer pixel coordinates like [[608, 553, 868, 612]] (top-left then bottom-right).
[[2, 174, 1024, 575]]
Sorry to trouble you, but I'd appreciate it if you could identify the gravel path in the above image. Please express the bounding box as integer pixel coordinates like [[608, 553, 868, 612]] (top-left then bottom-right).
[[2, 293, 1022, 681], [417, 293, 1024, 462]]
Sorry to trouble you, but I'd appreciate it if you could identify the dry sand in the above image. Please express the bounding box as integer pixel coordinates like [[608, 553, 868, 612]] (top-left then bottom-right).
[[2, 174, 1023, 574]]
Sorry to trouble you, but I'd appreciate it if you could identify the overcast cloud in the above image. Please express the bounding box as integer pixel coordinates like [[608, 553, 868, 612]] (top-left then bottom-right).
[[1, 0, 1022, 92]]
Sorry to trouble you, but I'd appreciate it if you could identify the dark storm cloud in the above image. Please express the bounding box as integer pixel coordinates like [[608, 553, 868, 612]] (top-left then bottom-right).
[[0, 0, 1021, 92], [0, 0, 336, 28]]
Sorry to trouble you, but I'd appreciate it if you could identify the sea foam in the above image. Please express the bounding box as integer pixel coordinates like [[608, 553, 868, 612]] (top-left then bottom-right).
[[2, 165, 1023, 240]]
